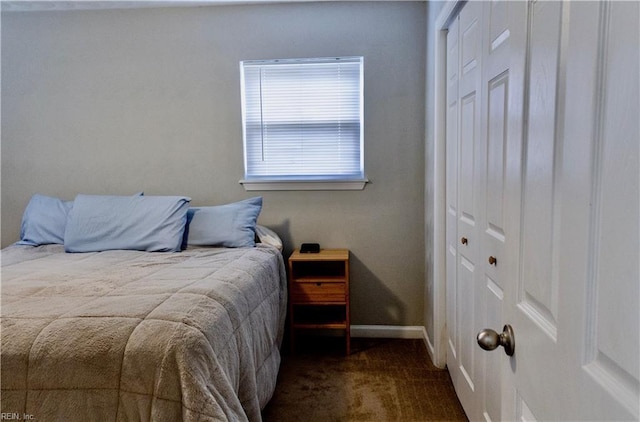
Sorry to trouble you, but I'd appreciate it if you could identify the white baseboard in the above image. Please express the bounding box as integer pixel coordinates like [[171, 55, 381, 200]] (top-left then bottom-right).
[[423, 328, 436, 357], [350, 325, 427, 340]]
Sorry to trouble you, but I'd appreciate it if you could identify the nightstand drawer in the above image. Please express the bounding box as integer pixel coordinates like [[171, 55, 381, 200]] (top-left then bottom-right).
[[291, 282, 346, 303]]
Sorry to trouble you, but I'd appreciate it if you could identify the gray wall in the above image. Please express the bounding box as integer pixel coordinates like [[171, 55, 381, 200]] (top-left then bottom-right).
[[1, 2, 427, 326]]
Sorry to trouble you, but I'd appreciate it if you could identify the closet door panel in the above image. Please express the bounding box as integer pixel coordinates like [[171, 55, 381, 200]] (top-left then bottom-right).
[[485, 74, 508, 252], [451, 3, 486, 420], [480, 1, 511, 420], [445, 2, 485, 419], [445, 17, 460, 360], [458, 9, 481, 241], [573, 2, 639, 418], [520, 0, 563, 337], [587, 1, 639, 380], [459, 95, 477, 220]]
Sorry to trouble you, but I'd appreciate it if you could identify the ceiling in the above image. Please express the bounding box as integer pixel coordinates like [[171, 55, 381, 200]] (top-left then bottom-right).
[[0, 0, 333, 12]]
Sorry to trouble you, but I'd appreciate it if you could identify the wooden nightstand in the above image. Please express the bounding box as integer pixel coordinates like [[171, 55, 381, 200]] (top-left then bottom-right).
[[288, 249, 350, 355]]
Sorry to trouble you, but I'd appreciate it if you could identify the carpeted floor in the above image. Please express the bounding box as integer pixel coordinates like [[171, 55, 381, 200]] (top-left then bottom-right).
[[262, 337, 468, 422]]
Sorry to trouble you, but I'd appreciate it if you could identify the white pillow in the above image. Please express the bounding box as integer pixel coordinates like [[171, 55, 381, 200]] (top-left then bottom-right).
[[255, 225, 283, 251]]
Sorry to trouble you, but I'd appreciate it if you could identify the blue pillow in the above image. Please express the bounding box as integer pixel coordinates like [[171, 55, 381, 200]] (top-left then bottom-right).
[[64, 194, 191, 253], [184, 197, 262, 248], [17, 194, 73, 246]]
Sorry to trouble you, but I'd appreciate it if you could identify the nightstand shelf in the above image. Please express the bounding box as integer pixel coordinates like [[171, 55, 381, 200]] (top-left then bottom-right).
[[288, 249, 350, 355], [291, 304, 347, 327]]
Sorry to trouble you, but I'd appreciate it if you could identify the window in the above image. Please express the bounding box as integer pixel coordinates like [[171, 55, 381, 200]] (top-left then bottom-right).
[[240, 57, 366, 190]]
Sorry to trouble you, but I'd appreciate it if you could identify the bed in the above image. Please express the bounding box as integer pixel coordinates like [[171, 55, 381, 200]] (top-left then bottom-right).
[[0, 194, 287, 422]]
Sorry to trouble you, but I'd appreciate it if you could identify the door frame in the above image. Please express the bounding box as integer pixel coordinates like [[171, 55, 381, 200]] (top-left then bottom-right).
[[428, 0, 465, 369]]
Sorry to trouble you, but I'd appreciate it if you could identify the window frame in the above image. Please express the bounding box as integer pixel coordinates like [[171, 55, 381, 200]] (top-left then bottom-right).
[[239, 56, 368, 191]]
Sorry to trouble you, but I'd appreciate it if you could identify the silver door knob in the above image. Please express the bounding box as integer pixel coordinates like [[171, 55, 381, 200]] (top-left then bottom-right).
[[477, 324, 515, 356]]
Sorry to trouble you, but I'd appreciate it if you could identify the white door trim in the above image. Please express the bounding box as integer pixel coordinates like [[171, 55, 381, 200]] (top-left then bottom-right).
[[428, 0, 465, 370]]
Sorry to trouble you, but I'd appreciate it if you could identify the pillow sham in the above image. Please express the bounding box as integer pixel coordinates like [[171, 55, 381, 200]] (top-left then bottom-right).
[[185, 197, 262, 248], [64, 194, 190, 253], [17, 194, 73, 246], [17, 192, 145, 247]]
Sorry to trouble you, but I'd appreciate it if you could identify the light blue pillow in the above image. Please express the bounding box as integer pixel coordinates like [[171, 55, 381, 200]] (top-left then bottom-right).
[[64, 194, 191, 253], [185, 197, 262, 248], [17, 194, 73, 246]]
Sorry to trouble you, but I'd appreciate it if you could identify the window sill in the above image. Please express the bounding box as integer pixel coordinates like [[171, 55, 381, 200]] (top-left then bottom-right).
[[239, 178, 369, 191]]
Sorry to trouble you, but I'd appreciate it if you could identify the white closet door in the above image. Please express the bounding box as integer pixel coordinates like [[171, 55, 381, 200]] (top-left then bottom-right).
[[445, 12, 461, 411], [445, 2, 486, 420], [477, 0, 512, 420], [444, 1, 639, 420], [502, 1, 639, 420]]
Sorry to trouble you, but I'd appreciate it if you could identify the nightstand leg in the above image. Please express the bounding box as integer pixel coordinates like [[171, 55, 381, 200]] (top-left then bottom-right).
[[346, 329, 350, 355], [290, 333, 295, 355], [289, 312, 296, 355]]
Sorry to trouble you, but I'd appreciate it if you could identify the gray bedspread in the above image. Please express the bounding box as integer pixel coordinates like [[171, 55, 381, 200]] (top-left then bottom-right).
[[0, 244, 287, 422]]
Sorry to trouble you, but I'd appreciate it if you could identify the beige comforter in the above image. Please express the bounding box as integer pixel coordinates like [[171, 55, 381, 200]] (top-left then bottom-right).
[[0, 244, 287, 422]]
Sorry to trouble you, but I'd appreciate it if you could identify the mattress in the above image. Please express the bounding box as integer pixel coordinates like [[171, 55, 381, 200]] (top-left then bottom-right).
[[0, 243, 287, 422]]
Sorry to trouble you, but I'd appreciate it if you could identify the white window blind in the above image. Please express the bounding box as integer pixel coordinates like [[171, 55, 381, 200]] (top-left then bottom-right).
[[240, 57, 364, 183]]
